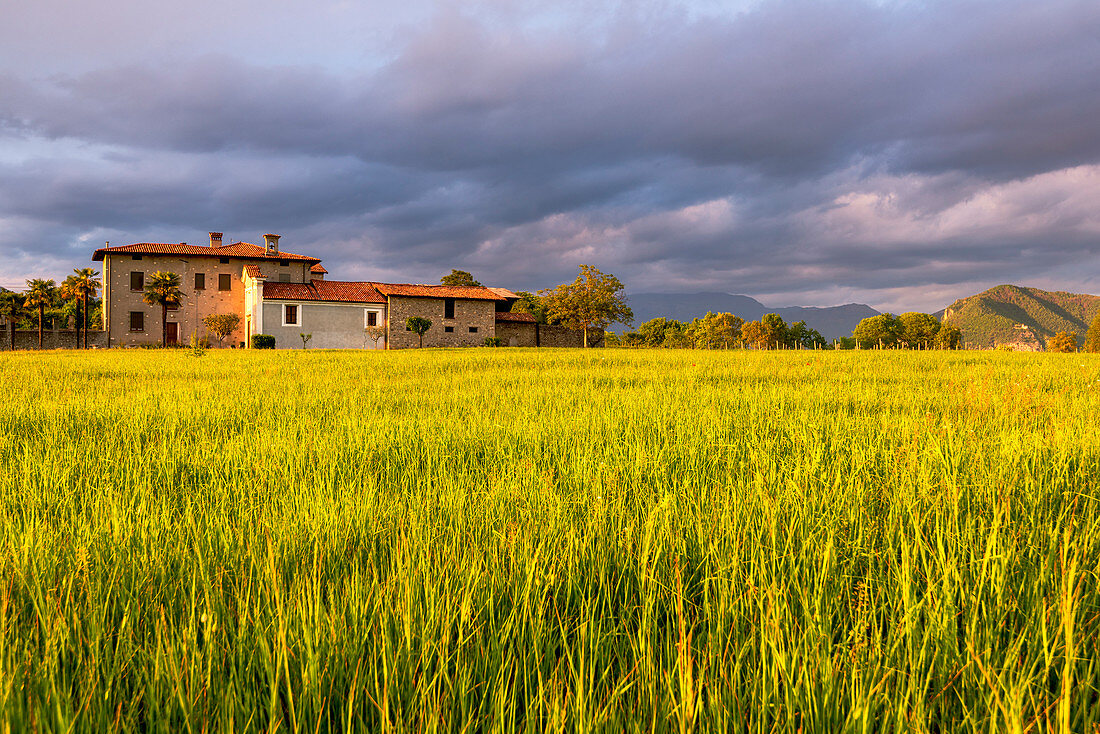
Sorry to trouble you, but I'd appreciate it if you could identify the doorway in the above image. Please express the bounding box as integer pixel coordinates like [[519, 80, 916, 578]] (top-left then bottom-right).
[[167, 323, 179, 345]]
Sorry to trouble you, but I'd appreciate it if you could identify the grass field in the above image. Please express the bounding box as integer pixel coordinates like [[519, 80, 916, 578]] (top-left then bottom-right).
[[0, 348, 1098, 732]]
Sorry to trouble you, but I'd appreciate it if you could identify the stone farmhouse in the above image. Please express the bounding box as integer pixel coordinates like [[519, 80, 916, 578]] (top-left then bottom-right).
[[92, 233, 592, 349]]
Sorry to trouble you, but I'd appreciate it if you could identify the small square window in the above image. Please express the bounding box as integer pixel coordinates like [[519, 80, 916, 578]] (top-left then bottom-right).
[[219, 257, 230, 264], [279, 260, 289, 267], [194, 273, 205, 290], [218, 274, 231, 291], [284, 304, 298, 325], [405, 326, 411, 331], [444, 326, 454, 333], [468, 326, 478, 333], [131, 254, 143, 261], [130, 271, 144, 291], [129, 311, 144, 331], [278, 273, 291, 282]]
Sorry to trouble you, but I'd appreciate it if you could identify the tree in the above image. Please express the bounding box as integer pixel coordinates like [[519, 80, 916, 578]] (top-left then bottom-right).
[[0, 291, 25, 351], [787, 320, 826, 349], [742, 313, 790, 349], [689, 312, 743, 349], [539, 265, 633, 348], [59, 275, 84, 348], [510, 291, 549, 324], [440, 269, 482, 287], [143, 271, 184, 347], [69, 268, 101, 349], [1084, 313, 1100, 353], [300, 333, 312, 349], [933, 323, 961, 350], [1047, 331, 1077, 353], [852, 313, 901, 349], [202, 313, 242, 346], [365, 324, 386, 349], [24, 279, 57, 349], [898, 312, 941, 349], [406, 316, 432, 348], [638, 317, 685, 347]]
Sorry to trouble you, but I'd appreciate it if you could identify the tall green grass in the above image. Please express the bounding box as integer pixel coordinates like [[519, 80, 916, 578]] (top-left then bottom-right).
[[0, 349, 1097, 732]]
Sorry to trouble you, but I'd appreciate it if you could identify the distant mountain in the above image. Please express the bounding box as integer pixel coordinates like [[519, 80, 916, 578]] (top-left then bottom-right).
[[940, 284, 1100, 349], [625, 292, 879, 341]]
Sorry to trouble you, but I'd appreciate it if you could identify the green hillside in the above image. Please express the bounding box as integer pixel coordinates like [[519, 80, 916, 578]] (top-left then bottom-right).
[[940, 284, 1100, 349]]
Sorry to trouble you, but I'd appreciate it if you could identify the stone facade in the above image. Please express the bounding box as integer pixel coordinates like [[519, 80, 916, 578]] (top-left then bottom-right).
[[386, 296, 496, 349], [261, 301, 386, 349], [103, 253, 310, 348]]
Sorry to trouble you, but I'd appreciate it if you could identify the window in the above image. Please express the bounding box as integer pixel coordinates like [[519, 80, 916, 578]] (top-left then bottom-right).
[[444, 298, 455, 319], [130, 271, 144, 291], [219, 257, 230, 264], [194, 273, 205, 290], [278, 273, 291, 283], [469, 326, 478, 333], [279, 260, 289, 267], [129, 311, 144, 331], [218, 274, 231, 291], [131, 254, 143, 261], [284, 304, 298, 325], [367, 311, 377, 327], [405, 326, 411, 331], [444, 326, 454, 333]]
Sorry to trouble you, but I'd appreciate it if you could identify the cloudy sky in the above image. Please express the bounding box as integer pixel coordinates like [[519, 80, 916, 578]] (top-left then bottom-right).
[[2, 0, 1099, 312]]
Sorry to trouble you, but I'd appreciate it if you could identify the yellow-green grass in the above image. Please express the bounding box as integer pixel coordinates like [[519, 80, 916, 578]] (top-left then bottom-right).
[[0, 349, 1098, 733]]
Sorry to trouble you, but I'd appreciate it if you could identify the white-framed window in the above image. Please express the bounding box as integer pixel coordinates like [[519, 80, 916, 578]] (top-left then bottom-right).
[[282, 304, 299, 326], [364, 309, 382, 327]]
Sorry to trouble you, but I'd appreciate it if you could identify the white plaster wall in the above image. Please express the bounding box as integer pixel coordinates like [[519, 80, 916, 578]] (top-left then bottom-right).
[[261, 302, 386, 349]]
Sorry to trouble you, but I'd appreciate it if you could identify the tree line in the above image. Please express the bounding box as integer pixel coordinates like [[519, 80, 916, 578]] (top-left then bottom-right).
[[0, 269, 102, 350]]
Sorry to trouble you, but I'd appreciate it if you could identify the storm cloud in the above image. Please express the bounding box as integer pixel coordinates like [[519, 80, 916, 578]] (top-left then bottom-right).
[[2, 0, 1099, 310]]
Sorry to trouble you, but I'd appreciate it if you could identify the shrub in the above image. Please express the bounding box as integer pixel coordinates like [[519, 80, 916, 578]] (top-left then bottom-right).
[[251, 334, 276, 349], [483, 336, 502, 347]]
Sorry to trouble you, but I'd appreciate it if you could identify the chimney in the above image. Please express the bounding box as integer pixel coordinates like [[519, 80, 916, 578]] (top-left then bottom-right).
[[209, 232, 223, 248], [263, 233, 281, 255]]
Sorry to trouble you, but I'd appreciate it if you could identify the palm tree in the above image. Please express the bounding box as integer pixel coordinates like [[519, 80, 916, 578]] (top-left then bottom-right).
[[143, 271, 184, 347], [24, 279, 57, 349], [72, 268, 101, 349], [0, 291, 25, 351], [59, 275, 82, 348]]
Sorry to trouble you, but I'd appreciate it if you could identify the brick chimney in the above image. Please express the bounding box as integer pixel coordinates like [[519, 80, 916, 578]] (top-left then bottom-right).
[[263, 234, 280, 255], [209, 232, 223, 248]]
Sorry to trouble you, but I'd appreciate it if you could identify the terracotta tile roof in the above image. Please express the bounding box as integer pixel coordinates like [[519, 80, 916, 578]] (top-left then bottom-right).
[[92, 241, 319, 264], [495, 311, 536, 323], [243, 264, 262, 278], [310, 264, 328, 274], [372, 283, 506, 301], [262, 280, 385, 304], [488, 287, 519, 299]]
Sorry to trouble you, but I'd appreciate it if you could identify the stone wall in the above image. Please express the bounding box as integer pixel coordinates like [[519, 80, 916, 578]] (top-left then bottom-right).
[[1, 328, 108, 350], [386, 296, 496, 349], [538, 325, 605, 348], [496, 321, 538, 347]]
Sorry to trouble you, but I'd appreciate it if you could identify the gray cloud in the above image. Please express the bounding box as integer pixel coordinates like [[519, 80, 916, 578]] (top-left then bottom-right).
[[2, 0, 1100, 310]]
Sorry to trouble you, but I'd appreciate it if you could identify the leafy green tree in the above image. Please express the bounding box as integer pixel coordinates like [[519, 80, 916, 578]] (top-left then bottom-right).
[[406, 316, 432, 348], [0, 291, 25, 351], [787, 320, 827, 349], [898, 312, 941, 349], [539, 265, 633, 348], [852, 313, 901, 349], [1047, 331, 1077, 353], [638, 317, 685, 347], [58, 275, 83, 348], [688, 312, 744, 349], [603, 331, 622, 347], [24, 279, 57, 349], [933, 323, 961, 350], [510, 291, 549, 324], [300, 333, 312, 349], [202, 313, 242, 346], [143, 271, 184, 347], [1084, 313, 1100, 353], [440, 269, 482, 287], [743, 313, 791, 349]]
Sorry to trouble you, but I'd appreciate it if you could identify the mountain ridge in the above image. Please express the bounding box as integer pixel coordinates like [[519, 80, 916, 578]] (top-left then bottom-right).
[[940, 284, 1100, 349]]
